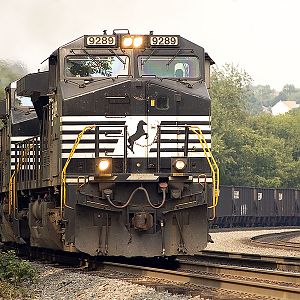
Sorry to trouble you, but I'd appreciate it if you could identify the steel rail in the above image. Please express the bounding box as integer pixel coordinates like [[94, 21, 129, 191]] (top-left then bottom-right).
[[177, 259, 300, 286], [198, 250, 300, 272], [99, 262, 300, 300], [253, 240, 300, 249], [250, 230, 300, 250]]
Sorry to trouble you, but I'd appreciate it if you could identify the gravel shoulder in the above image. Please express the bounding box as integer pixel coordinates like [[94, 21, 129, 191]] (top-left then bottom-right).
[[206, 228, 300, 257], [31, 264, 203, 300]]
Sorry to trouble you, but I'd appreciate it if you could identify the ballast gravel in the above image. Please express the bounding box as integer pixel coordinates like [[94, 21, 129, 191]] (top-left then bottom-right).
[[32, 264, 206, 300], [206, 228, 300, 257]]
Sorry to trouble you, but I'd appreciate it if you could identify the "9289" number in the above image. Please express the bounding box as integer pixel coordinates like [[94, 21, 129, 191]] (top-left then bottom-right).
[[150, 36, 179, 46], [85, 35, 116, 47]]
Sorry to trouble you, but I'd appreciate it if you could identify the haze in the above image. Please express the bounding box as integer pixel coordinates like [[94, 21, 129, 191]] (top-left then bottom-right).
[[1, 0, 299, 90]]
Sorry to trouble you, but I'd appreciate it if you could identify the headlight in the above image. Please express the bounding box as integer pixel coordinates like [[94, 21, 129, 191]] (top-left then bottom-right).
[[174, 159, 186, 171], [96, 157, 112, 176], [122, 36, 144, 48], [133, 36, 143, 48], [122, 36, 133, 47], [99, 159, 110, 171], [171, 158, 188, 174]]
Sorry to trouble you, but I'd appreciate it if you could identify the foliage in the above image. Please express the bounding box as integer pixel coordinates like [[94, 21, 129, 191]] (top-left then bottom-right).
[[247, 85, 277, 114], [210, 63, 251, 122], [211, 64, 251, 183], [0, 250, 37, 286], [248, 83, 300, 114], [66, 56, 113, 77], [210, 64, 300, 188], [0, 60, 27, 100]]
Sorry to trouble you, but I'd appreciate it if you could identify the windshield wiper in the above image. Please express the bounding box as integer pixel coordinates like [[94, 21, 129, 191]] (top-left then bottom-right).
[[64, 79, 87, 88], [64, 77, 115, 88], [166, 49, 181, 67], [157, 76, 194, 88], [81, 49, 104, 71], [141, 49, 157, 68], [108, 48, 126, 68]]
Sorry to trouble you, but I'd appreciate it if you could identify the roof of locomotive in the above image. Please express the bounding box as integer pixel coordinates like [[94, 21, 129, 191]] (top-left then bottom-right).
[[50, 30, 212, 61], [11, 105, 37, 124]]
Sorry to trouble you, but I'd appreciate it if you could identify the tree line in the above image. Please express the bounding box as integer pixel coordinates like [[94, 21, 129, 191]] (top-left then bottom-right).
[[248, 83, 300, 114], [211, 64, 300, 188], [0, 60, 26, 100]]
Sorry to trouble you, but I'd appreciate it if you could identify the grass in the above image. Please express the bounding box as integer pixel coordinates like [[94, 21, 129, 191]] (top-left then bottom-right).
[[0, 250, 37, 299]]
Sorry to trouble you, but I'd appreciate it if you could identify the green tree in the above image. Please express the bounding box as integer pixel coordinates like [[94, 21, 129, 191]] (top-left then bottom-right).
[[210, 64, 300, 188], [289, 90, 300, 103], [249, 108, 300, 188], [210, 64, 252, 184], [275, 83, 300, 103], [282, 84, 296, 96], [210, 64, 252, 124], [248, 84, 277, 114], [66, 56, 113, 77], [0, 60, 27, 100]]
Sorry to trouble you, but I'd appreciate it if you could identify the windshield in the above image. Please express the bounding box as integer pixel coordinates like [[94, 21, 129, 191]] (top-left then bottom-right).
[[138, 56, 200, 78], [65, 55, 129, 78], [14, 92, 33, 107]]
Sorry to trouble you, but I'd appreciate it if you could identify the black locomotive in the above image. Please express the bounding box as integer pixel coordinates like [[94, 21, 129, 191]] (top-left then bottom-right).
[[0, 30, 218, 257]]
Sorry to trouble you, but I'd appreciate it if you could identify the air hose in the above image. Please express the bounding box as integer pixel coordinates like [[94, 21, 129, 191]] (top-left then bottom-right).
[[105, 185, 167, 209]]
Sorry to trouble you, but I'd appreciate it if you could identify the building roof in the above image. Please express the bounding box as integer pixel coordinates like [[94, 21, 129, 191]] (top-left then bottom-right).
[[271, 100, 300, 115], [283, 100, 299, 109]]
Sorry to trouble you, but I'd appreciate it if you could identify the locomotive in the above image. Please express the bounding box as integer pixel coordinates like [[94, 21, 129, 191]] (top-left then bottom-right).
[[0, 30, 218, 257]]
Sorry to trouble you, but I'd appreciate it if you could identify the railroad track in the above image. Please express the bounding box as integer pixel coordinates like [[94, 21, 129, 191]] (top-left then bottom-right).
[[178, 258, 300, 286], [250, 230, 300, 250], [197, 249, 300, 272], [90, 249, 300, 299], [97, 260, 300, 300], [6, 243, 300, 299]]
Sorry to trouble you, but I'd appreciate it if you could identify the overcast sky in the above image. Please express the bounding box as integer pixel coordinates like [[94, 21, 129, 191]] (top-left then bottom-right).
[[1, 0, 299, 90]]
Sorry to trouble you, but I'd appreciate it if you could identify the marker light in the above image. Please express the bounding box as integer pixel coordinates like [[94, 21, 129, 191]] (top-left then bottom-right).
[[174, 159, 186, 171], [133, 36, 143, 48], [99, 159, 110, 171], [122, 36, 133, 47]]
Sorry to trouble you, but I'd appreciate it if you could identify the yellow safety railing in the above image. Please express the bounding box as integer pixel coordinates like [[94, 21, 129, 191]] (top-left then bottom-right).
[[190, 126, 219, 219], [8, 143, 34, 216], [60, 125, 96, 216]]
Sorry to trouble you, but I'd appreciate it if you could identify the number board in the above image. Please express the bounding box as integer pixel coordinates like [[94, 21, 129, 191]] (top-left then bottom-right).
[[150, 35, 179, 47], [84, 35, 117, 47]]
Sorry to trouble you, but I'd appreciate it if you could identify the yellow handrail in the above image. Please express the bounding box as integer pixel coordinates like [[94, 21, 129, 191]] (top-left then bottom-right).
[[190, 126, 219, 219], [8, 143, 34, 216], [60, 125, 96, 216]]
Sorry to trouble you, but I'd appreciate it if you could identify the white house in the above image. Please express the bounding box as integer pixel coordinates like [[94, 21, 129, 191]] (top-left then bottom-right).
[[271, 100, 299, 115]]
